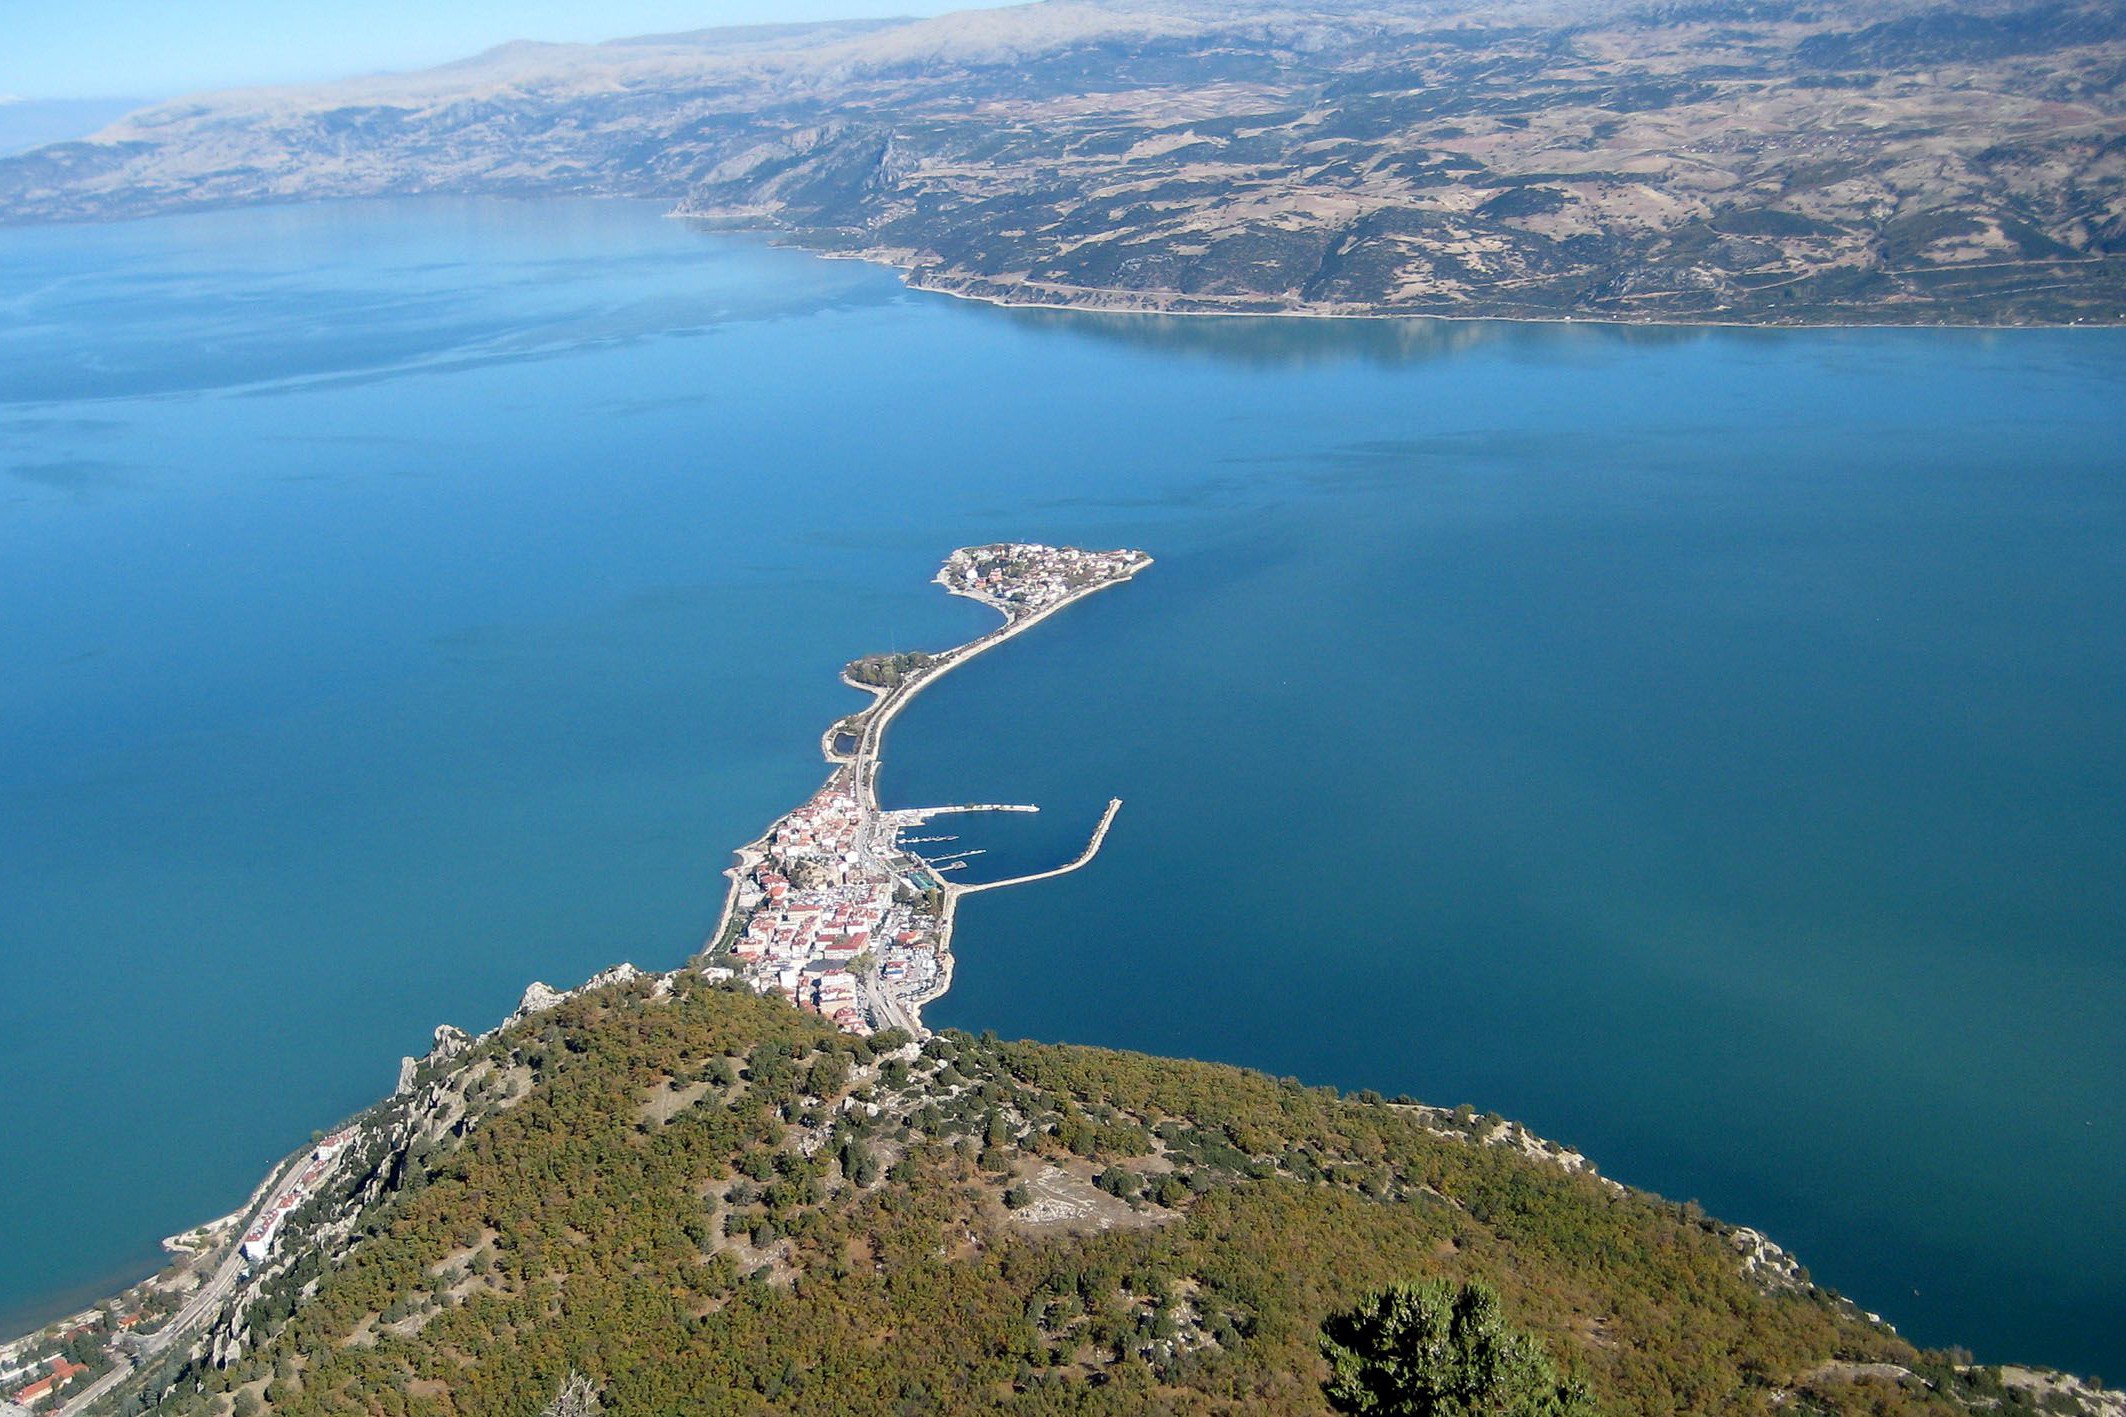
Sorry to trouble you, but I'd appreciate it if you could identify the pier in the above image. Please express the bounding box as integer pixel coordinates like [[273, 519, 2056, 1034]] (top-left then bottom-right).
[[890, 803, 1040, 823], [952, 799, 1123, 896]]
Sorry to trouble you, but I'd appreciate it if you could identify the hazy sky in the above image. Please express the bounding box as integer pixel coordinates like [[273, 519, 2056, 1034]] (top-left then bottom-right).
[[0, 0, 979, 101]]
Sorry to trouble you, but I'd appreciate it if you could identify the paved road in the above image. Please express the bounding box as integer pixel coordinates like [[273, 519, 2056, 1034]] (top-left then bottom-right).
[[53, 1146, 311, 1417], [52, 1354, 133, 1417], [141, 1246, 246, 1361], [52, 1241, 247, 1417], [861, 970, 924, 1039]]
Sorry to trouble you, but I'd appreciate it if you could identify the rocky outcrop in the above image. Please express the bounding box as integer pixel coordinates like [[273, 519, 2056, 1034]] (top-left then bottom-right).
[[1730, 1225, 1811, 1294], [506, 964, 647, 1029], [395, 1023, 471, 1095], [506, 981, 568, 1027], [133, 964, 656, 1399]]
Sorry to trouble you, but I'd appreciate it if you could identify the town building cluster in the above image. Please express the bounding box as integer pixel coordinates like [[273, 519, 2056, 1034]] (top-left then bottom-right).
[[240, 1128, 357, 1263], [713, 544, 1146, 1037], [1, 1283, 155, 1409], [725, 782, 944, 1033], [941, 543, 1150, 617]]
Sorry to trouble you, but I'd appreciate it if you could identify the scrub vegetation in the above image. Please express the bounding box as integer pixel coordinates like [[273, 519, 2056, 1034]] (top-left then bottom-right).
[[110, 976, 2109, 1416]]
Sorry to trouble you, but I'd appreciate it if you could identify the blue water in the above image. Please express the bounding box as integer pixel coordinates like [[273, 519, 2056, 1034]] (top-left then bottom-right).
[[2, 199, 2120, 1378]]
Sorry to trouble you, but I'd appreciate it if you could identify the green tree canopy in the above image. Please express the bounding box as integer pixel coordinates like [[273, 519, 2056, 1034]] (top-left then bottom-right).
[[1322, 1280, 1596, 1417]]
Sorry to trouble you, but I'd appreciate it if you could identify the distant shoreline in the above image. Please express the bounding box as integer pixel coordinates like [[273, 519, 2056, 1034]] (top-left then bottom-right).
[[7, 192, 2116, 332], [695, 218, 2126, 334]]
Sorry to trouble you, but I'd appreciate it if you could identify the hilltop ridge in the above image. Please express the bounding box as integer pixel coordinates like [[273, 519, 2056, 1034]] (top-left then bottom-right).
[[23, 970, 2119, 1416], [4, 0, 2123, 324]]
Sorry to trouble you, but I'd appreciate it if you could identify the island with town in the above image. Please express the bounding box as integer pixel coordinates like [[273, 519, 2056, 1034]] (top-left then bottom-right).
[[696, 542, 1150, 1038]]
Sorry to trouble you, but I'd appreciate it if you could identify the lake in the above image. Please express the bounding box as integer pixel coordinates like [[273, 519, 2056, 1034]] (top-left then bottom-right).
[[2, 197, 2120, 1377]]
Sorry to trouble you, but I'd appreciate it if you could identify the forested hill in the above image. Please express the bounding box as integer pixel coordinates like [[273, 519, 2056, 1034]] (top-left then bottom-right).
[[99, 973, 2118, 1416], [3, 0, 2124, 325]]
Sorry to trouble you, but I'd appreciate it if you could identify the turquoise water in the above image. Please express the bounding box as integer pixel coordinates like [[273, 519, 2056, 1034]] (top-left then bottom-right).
[[2, 199, 2120, 1377]]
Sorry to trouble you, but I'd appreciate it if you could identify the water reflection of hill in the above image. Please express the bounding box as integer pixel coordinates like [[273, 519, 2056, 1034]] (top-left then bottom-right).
[[961, 300, 1713, 371]]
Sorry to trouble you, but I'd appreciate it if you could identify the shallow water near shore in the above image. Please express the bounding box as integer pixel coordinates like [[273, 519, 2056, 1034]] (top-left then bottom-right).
[[2, 197, 2121, 1376]]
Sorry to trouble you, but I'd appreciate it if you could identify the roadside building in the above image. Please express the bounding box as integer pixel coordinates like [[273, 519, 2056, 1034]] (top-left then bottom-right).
[[12, 1357, 88, 1408]]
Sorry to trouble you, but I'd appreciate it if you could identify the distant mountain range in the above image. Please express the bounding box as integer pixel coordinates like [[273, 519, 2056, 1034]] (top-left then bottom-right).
[[4, 0, 2124, 324], [0, 97, 147, 156]]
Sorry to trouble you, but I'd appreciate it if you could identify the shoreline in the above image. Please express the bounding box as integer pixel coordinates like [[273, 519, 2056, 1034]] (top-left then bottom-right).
[[2, 192, 2115, 333], [857, 566, 1142, 814], [701, 550, 1150, 1036], [10, 192, 2116, 335], [677, 214, 2126, 334], [8, 1136, 332, 1417], [893, 262, 2126, 334]]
